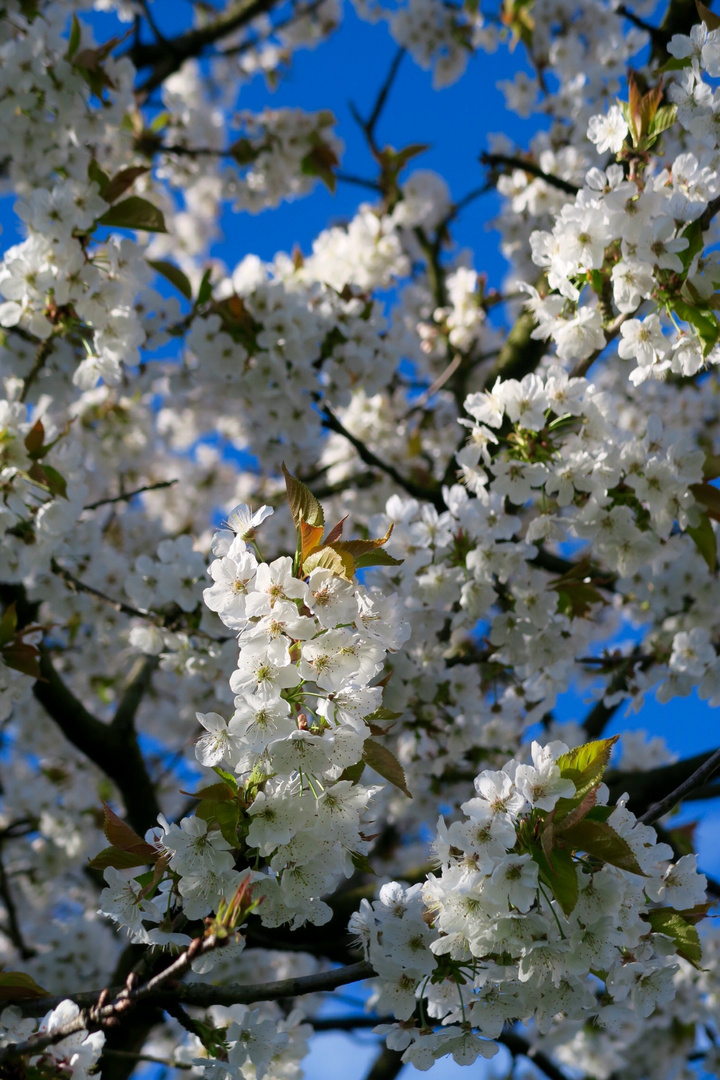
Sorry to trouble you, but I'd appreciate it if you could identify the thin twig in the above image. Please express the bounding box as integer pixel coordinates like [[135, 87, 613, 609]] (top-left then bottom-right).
[[19, 338, 54, 403], [640, 747, 720, 825], [83, 480, 177, 511], [402, 354, 462, 417], [480, 152, 579, 196], [349, 46, 405, 159], [570, 311, 631, 379], [51, 558, 157, 621], [365, 46, 405, 142], [320, 404, 444, 510], [336, 171, 384, 192]]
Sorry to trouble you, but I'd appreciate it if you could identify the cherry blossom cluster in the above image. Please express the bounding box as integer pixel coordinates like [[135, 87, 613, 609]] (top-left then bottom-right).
[[351, 738, 709, 1070], [0, 1, 719, 1078], [0, 1001, 104, 1080]]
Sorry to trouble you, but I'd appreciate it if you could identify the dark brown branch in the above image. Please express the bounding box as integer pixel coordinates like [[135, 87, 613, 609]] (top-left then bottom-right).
[[365, 46, 405, 143], [0, 849, 34, 960], [640, 747, 720, 825], [480, 152, 579, 196], [51, 558, 157, 621], [32, 648, 161, 835], [19, 337, 54, 403], [616, 4, 668, 46], [364, 1044, 404, 1080], [485, 309, 547, 386], [320, 404, 444, 510], [10, 961, 376, 1019], [607, 747, 720, 821], [84, 480, 177, 511], [311, 1014, 392, 1031], [500, 1031, 569, 1080], [570, 312, 631, 379], [111, 656, 159, 735], [128, 0, 279, 98], [698, 192, 720, 232], [336, 171, 384, 192]]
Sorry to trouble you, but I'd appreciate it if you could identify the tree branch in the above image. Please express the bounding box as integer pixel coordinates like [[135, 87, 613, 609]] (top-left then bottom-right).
[[10, 961, 376, 1020], [363, 1043, 404, 1080], [32, 648, 161, 835], [639, 747, 720, 825], [500, 1031, 569, 1080], [349, 46, 405, 157], [0, 847, 35, 960], [51, 558, 157, 621], [320, 404, 444, 510], [607, 747, 720, 821], [111, 656, 159, 735], [83, 480, 177, 512], [128, 0, 280, 98], [480, 152, 579, 195]]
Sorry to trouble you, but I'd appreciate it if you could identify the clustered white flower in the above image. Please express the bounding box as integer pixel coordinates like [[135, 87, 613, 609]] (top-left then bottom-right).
[[351, 741, 708, 1070], [0, 2, 719, 1079]]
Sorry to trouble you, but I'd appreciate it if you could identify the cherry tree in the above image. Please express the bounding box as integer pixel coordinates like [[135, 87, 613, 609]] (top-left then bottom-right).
[[0, 0, 719, 1077]]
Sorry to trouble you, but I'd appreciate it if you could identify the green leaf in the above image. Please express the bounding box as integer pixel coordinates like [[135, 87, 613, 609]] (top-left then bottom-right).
[[339, 761, 365, 784], [101, 801, 158, 860], [645, 908, 702, 967], [561, 819, 646, 876], [333, 527, 395, 562], [66, 13, 81, 59], [658, 54, 693, 73], [690, 482, 720, 522], [697, 0, 720, 31], [680, 219, 705, 272], [282, 463, 324, 530], [148, 259, 193, 301], [150, 111, 169, 133], [554, 582, 607, 618], [362, 738, 411, 798], [686, 511, 717, 571], [88, 844, 155, 870], [24, 418, 44, 456], [214, 801, 240, 846], [350, 851, 376, 875], [648, 103, 677, 137], [300, 139, 338, 193], [671, 298, 719, 356], [0, 604, 17, 649], [98, 196, 167, 234], [88, 158, 111, 197], [181, 781, 236, 802], [1, 641, 41, 679], [303, 545, 355, 580], [41, 465, 68, 499], [554, 736, 619, 817], [0, 972, 49, 1000], [212, 766, 239, 793], [197, 268, 213, 305], [530, 843, 578, 916], [365, 707, 403, 722], [103, 166, 150, 205]]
